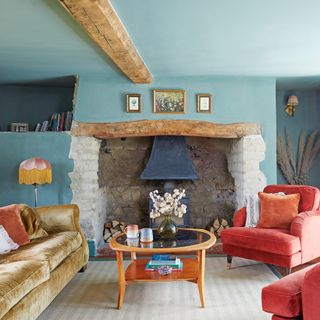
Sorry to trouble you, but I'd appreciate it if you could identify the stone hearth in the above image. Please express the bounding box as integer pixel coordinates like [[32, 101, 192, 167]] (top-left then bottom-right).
[[69, 120, 266, 250]]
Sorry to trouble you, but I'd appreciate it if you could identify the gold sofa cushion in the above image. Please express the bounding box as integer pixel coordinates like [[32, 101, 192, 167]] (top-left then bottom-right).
[[0, 261, 49, 319], [19, 204, 48, 240], [0, 232, 82, 272]]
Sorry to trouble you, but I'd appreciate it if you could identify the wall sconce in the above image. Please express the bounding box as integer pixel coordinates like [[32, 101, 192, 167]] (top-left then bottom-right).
[[285, 95, 299, 117]]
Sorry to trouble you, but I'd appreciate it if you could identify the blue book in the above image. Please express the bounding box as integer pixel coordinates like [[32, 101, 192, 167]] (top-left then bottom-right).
[[151, 255, 177, 261], [145, 260, 183, 271]]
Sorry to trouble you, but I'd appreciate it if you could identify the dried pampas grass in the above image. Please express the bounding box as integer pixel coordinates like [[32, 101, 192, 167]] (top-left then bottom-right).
[[277, 128, 320, 185]]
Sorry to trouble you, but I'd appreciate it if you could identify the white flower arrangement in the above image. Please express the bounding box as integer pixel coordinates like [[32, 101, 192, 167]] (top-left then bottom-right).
[[149, 189, 187, 219]]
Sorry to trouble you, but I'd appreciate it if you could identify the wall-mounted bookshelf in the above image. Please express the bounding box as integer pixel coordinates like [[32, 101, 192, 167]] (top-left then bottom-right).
[[0, 75, 77, 132]]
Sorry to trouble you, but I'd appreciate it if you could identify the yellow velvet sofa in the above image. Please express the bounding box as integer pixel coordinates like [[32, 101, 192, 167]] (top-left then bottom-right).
[[0, 204, 89, 320]]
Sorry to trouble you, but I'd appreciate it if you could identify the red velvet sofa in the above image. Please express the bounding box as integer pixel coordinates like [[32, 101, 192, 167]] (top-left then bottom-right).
[[262, 262, 320, 320], [221, 185, 320, 272]]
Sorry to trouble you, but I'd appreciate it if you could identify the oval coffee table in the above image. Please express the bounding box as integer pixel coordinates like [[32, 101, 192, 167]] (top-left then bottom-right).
[[109, 228, 216, 309]]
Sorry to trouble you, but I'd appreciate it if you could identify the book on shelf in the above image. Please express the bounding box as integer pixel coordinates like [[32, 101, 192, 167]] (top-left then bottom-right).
[[34, 123, 41, 132], [40, 121, 49, 132], [60, 112, 65, 131], [64, 111, 73, 131], [145, 260, 183, 271], [46, 111, 72, 132]]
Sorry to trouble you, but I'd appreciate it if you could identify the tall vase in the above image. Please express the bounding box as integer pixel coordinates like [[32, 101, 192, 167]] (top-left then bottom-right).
[[158, 215, 177, 239]]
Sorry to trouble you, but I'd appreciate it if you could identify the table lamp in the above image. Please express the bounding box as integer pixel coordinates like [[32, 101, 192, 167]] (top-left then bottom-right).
[[19, 157, 52, 207]]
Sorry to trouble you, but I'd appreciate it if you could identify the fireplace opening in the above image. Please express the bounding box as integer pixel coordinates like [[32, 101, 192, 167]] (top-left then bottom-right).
[[98, 136, 236, 229]]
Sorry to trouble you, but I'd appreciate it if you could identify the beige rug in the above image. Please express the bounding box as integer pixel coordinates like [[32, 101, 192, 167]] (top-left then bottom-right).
[[38, 258, 277, 320]]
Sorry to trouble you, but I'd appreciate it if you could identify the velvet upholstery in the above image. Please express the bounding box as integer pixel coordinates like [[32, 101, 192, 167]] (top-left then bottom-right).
[[290, 210, 320, 264], [263, 185, 320, 212], [0, 205, 29, 245], [19, 204, 48, 240], [302, 263, 320, 320], [262, 263, 320, 320], [233, 207, 247, 227], [257, 192, 300, 229], [0, 261, 49, 319], [0, 232, 82, 271], [0, 204, 88, 320], [221, 227, 300, 255], [221, 185, 320, 269], [35, 204, 89, 263], [2, 248, 85, 320], [223, 244, 301, 267], [272, 316, 300, 320]]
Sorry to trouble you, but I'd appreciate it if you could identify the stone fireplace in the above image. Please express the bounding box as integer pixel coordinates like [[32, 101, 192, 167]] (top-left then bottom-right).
[[69, 120, 266, 250]]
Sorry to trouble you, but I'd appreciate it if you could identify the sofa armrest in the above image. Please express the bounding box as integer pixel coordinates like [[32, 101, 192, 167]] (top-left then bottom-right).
[[35, 204, 89, 262], [290, 210, 320, 263], [302, 263, 320, 320], [233, 207, 247, 227]]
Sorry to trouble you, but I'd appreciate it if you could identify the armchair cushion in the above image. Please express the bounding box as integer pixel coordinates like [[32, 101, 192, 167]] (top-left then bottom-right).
[[233, 207, 247, 227], [264, 185, 320, 212], [1, 231, 82, 271], [0, 205, 29, 246], [257, 192, 300, 229], [221, 227, 301, 256], [262, 264, 315, 318]]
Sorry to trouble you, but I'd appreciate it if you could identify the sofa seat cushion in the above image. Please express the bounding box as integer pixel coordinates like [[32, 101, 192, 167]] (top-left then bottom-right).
[[0, 261, 49, 319], [0, 232, 82, 271], [221, 227, 301, 256], [262, 264, 315, 318]]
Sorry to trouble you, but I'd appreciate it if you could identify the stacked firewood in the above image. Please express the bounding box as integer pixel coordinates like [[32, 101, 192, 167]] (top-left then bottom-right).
[[103, 220, 126, 243], [208, 218, 229, 238]]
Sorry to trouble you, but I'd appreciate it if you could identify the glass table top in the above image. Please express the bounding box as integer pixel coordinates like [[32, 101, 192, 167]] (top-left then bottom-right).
[[115, 228, 211, 249]]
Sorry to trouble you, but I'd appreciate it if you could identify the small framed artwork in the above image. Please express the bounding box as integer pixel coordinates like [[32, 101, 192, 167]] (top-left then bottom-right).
[[153, 89, 186, 114], [126, 94, 141, 113], [197, 94, 212, 113]]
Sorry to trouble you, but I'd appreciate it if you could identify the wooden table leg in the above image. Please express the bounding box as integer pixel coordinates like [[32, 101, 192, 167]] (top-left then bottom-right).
[[130, 252, 137, 261], [116, 251, 126, 309], [197, 249, 206, 308]]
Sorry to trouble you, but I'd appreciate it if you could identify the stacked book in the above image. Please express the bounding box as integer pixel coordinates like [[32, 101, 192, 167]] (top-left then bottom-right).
[[145, 255, 183, 271], [34, 111, 73, 132]]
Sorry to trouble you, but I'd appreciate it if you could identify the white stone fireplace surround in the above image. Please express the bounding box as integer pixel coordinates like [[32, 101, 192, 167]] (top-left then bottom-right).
[[69, 120, 267, 249]]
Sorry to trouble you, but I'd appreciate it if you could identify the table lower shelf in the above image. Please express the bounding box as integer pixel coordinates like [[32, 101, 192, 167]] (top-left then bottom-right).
[[125, 258, 199, 283]]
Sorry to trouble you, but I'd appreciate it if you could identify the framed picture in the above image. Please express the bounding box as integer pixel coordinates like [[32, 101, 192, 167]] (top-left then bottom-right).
[[10, 123, 29, 132], [197, 94, 212, 113], [153, 90, 186, 114], [126, 94, 141, 113]]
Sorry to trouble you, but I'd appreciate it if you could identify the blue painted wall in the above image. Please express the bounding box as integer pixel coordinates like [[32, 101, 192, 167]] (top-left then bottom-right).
[[76, 75, 277, 184], [0, 85, 74, 131], [277, 90, 320, 187], [0, 132, 73, 207]]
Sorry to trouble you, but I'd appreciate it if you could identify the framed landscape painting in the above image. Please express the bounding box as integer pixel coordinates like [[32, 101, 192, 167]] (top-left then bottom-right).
[[153, 90, 186, 114]]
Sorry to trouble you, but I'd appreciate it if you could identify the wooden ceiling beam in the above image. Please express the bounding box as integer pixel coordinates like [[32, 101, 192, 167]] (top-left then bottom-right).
[[58, 0, 153, 83]]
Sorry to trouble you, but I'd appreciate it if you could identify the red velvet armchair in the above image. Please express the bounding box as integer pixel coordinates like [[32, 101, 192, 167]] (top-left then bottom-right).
[[262, 262, 320, 320], [221, 185, 320, 273]]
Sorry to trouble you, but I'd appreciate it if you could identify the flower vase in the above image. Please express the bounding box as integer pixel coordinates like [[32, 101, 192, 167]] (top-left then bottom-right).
[[158, 215, 177, 239]]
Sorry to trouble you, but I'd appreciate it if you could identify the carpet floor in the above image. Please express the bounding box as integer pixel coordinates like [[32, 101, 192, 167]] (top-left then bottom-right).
[[38, 257, 277, 320]]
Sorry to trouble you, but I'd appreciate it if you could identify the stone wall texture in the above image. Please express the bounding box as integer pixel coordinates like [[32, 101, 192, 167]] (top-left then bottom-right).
[[227, 135, 267, 208], [69, 134, 267, 248], [99, 137, 237, 228], [69, 135, 107, 247]]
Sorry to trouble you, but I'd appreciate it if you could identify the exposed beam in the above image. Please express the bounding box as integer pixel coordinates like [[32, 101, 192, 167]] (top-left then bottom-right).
[[58, 0, 153, 83], [71, 120, 261, 139]]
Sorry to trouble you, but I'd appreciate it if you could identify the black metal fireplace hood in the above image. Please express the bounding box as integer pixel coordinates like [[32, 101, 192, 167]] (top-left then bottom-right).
[[140, 136, 198, 180]]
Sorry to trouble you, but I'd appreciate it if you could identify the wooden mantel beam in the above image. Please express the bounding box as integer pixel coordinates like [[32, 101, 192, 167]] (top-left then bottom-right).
[[58, 0, 153, 84], [71, 120, 261, 139]]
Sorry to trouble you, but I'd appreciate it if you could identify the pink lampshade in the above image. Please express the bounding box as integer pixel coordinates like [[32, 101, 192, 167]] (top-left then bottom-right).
[[19, 157, 52, 185]]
